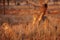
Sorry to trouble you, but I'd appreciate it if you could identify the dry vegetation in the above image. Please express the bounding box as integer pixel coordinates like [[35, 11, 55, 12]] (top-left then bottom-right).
[[0, 13, 60, 40], [0, 0, 60, 40]]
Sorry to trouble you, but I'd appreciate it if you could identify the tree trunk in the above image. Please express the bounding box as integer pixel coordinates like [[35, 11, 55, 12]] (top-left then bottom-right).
[[3, 0, 5, 15], [7, 0, 9, 6]]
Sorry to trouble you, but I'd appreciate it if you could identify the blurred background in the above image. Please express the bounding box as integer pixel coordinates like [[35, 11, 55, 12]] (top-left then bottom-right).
[[0, 0, 60, 40]]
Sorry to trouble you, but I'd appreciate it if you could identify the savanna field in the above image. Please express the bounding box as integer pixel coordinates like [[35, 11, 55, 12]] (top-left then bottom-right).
[[0, 0, 60, 40]]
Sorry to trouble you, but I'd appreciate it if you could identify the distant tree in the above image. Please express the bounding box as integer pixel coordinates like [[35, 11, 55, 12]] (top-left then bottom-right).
[[7, 0, 9, 6], [3, 0, 5, 15], [53, 0, 58, 2], [15, 0, 20, 6], [14, 0, 16, 5], [0, 0, 1, 2], [53, 0, 58, 5], [0, 0, 1, 5]]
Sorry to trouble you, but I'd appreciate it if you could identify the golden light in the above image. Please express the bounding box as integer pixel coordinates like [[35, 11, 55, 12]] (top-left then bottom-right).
[[33, 14, 37, 25], [38, 13, 44, 22], [33, 12, 44, 25]]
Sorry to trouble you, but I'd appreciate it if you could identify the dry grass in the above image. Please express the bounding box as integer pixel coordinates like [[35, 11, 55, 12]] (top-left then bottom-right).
[[0, 0, 60, 40], [0, 12, 60, 40]]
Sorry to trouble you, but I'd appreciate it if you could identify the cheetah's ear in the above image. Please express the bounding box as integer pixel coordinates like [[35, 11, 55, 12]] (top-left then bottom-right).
[[2, 22, 9, 28], [1, 22, 10, 30]]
